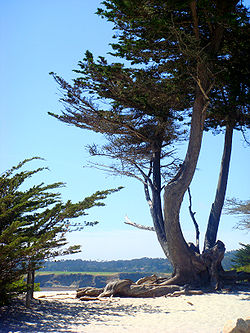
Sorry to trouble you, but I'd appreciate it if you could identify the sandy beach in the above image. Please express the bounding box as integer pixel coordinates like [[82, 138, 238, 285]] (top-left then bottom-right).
[[0, 289, 249, 333]]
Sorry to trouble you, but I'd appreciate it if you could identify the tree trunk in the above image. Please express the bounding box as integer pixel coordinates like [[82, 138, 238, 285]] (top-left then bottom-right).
[[163, 82, 210, 285], [150, 150, 170, 259], [31, 269, 35, 298], [204, 123, 234, 250], [161, 0, 235, 284], [25, 268, 33, 308], [25, 265, 35, 308]]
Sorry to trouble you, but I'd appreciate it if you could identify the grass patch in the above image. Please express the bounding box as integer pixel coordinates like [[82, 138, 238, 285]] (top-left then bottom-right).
[[236, 265, 250, 273]]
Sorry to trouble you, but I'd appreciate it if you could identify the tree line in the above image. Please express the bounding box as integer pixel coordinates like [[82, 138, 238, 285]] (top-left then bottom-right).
[[40, 251, 239, 273], [42, 257, 173, 273]]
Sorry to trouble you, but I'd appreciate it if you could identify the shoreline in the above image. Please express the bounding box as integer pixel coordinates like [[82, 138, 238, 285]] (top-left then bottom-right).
[[39, 286, 77, 291]]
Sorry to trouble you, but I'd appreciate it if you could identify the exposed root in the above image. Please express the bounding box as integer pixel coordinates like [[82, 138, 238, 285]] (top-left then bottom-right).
[[76, 278, 182, 299], [136, 274, 158, 285], [75, 240, 249, 301], [166, 289, 204, 297], [80, 296, 109, 301], [77, 287, 104, 298], [158, 273, 194, 286]]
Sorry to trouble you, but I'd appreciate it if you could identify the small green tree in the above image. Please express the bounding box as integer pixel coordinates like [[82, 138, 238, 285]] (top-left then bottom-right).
[[0, 158, 120, 305], [232, 243, 250, 269]]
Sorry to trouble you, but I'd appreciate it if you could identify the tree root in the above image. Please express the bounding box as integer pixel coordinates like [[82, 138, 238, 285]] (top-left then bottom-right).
[[76, 278, 205, 300], [75, 240, 249, 301], [166, 289, 204, 297], [80, 296, 109, 301], [77, 287, 104, 298], [77, 278, 190, 300], [76, 274, 249, 301]]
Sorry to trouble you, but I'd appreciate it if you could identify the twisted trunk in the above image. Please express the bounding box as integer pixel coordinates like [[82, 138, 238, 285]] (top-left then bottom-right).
[[163, 88, 209, 285], [161, 0, 236, 285]]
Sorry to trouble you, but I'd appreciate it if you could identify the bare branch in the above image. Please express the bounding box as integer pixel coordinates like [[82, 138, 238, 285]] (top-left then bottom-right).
[[144, 180, 152, 208], [190, 74, 214, 104], [187, 187, 200, 251], [124, 216, 155, 231], [240, 127, 250, 146], [86, 161, 145, 183]]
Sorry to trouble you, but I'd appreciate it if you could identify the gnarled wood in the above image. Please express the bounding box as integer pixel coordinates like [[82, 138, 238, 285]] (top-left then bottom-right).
[[77, 279, 182, 299], [77, 287, 104, 298], [136, 274, 158, 285], [76, 252, 249, 301], [167, 289, 204, 297]]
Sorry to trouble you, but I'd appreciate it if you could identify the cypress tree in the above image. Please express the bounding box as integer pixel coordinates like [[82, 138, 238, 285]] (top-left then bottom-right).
[[0, 158, 120, 305], [50, 0, 249, 288]]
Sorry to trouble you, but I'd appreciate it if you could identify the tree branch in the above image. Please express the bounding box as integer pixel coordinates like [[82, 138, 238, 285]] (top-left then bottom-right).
[[187, 187, 200, 251], [124, 216, 155, 231], [86, 161, 145, 183]]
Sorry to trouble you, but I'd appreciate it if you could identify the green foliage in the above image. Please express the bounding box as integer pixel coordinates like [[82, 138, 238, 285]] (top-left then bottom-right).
[[0, 158, 120, 305], [49, 53, 187, 183], [33, 283, 40, 291], [97, 0, 250, 131], [232, 243, 250, 269], [50, 2, 249, 186], [0, 278, 26, 306], [235, 264, 250, 273]]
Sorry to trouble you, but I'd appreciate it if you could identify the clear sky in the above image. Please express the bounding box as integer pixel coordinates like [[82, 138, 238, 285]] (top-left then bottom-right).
[[1, 0, 249, 260]]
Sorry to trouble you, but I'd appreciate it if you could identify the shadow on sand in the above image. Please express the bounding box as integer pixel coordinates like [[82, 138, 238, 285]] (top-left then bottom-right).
[[0, 296, 168, 333]]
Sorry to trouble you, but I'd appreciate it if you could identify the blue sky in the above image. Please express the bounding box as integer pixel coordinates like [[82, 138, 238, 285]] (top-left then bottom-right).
[[1, 0, 249, 260]]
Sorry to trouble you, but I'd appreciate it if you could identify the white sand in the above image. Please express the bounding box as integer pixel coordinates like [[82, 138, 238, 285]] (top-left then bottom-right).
[[0, 290, 249, 333]]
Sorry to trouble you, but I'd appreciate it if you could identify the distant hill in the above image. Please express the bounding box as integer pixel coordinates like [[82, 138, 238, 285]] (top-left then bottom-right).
[[40, 257, 173, 273], [222, 250, 237, 270], [40, 251, 236, 273]]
